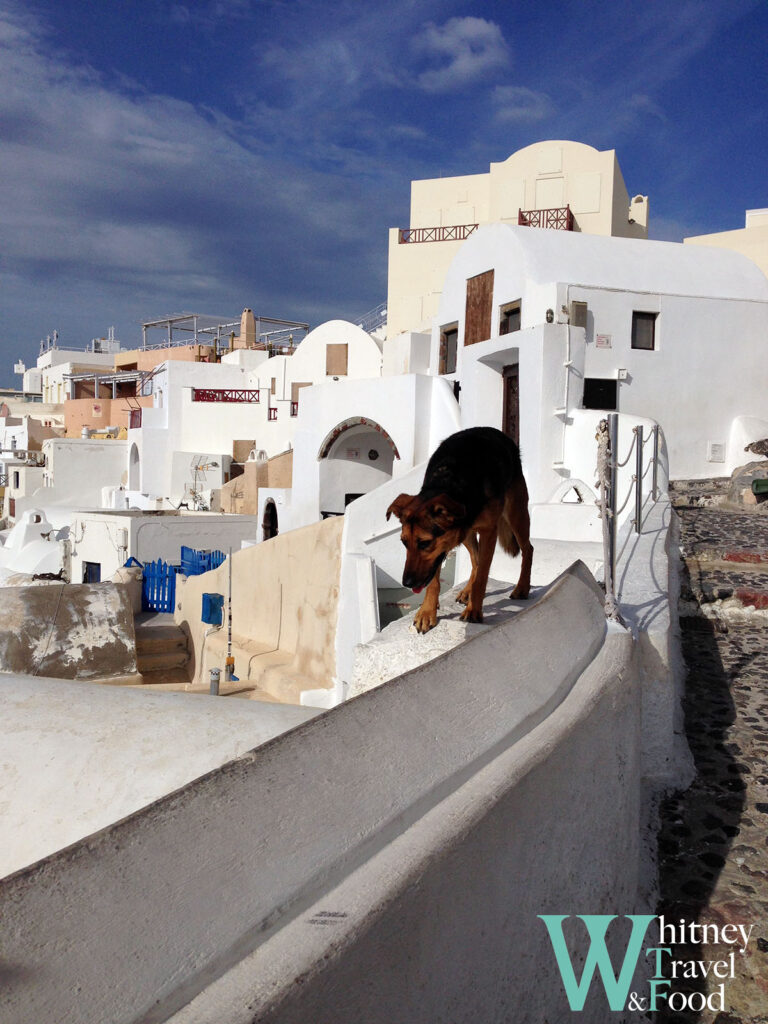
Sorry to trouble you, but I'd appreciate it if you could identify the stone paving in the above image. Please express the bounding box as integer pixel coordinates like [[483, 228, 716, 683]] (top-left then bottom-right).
[[655, 483, 768, 1023]]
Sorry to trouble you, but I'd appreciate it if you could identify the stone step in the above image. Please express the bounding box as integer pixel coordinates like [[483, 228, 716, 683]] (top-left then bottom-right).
[[136, 649, 190, 674], [135, 624, 189, 656]]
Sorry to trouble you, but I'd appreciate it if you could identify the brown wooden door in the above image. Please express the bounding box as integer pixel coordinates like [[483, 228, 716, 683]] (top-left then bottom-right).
[[464, 269, 494, 346], [502, 364, 519, 446]]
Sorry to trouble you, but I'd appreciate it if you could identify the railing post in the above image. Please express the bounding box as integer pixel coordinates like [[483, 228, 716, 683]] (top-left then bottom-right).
[[607, 412, 618, 594], [634, 425, 643, 534], [652, 424, 659, 501]]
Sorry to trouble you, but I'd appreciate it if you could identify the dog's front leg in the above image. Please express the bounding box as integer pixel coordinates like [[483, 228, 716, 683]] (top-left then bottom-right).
[[413, 574, 441, 633]]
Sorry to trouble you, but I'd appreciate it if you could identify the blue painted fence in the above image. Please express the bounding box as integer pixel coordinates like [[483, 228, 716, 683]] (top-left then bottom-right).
[[180, 546, 226, 576], [142, 559, 178, 613], [133, 548, 227, 613]]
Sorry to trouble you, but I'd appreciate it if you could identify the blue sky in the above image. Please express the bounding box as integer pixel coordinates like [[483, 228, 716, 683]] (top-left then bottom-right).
[[1, 0, 766, 385]]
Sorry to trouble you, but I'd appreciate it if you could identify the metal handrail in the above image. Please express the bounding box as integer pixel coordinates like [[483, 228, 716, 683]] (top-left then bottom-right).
[[597, 414, 661, 621]]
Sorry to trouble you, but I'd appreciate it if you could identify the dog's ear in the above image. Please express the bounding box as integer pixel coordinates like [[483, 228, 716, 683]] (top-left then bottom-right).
[[426, 494, 466, 528], [386, 493, 414, 522]]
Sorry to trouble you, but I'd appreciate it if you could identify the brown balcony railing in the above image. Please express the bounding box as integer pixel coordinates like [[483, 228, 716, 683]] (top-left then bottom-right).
[[518, 205, 574, 231], [398, 223, 478, 244], [192, 388, 260, 403]]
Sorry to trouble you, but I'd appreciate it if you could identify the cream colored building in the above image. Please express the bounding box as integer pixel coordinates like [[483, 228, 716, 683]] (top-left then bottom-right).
[[387, 140, 649, 339], [684, 208, 768, 280]]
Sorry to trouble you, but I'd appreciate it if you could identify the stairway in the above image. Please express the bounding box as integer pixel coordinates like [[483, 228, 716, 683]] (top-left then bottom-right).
[[134, 618, 191, 685]]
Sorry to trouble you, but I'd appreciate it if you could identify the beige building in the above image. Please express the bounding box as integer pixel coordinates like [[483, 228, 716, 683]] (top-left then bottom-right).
[[387, 140, 649, 339], [684, 208, 768, 280]]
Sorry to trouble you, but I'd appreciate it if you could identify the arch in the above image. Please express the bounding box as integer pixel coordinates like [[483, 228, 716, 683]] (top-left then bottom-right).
[[128, 443, 140, 491], [318, 417, 400, 461], [318, 419, 398, 517], [262, 499, 278, 541]]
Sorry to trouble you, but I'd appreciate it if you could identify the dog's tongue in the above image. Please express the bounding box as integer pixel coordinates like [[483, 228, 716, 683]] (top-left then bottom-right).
[[413, 586, 423, 594]]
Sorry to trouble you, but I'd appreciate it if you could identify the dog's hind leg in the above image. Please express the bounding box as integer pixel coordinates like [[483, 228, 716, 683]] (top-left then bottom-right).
[[413, 572, 441, 634], [457, 531, 479, 605], [503, 479, 533, 599]]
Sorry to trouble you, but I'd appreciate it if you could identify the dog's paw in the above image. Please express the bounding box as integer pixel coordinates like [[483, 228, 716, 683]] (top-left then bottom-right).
[[460, 605, 483, 624], [510, 584, 530, 600], [456, 586, 471, 605], [413, 607, 438, 633]]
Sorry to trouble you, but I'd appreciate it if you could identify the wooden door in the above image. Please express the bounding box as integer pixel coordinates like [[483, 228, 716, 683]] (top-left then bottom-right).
[[502, 364, 519, 446]]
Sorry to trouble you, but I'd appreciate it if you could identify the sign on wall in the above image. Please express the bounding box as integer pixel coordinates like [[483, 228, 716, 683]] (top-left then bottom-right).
[[595, 334, 612, 349]]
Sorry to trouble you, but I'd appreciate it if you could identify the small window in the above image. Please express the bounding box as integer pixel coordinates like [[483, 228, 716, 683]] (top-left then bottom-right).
[[270, 377, 276, 395], [13, 471, 20, 488], [632, 311, 657, 350], [268, 407, 277, 421], [583, 378, 618, 411], [499, 301, 521, 336], [439, 323, 458, 374], [83, 561, 101, 584]]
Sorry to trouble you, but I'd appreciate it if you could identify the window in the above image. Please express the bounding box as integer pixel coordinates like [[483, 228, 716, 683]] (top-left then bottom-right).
[[499, 301, 521, 336], [13, 471, 20, 488], [270, 377, 276, 395], [268, 407, 277, 421], [326, 344, 348, 375], [570, 301, 588, 328], [583, 378, 618, 411], [632, 311, 657, 350], [464, 269, 494, 346], [439, 323, 458, 374], [83, 561, 101, 584]]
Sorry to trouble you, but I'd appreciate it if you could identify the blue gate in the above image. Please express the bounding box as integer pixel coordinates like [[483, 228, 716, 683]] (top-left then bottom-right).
[[180, 546, 226, 576], [142, 558, 178, 613]]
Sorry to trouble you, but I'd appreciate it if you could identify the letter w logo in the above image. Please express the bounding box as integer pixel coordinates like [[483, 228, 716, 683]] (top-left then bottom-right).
[[538, 915, 654, 1011]]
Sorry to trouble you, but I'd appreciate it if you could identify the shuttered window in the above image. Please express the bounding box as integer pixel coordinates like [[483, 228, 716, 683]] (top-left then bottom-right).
[[464, 270, 494, 346]]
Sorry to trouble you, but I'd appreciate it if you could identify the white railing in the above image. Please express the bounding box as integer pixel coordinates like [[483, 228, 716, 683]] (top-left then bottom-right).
[[596, 413, 661, 620], [356, 301, 387, 334]]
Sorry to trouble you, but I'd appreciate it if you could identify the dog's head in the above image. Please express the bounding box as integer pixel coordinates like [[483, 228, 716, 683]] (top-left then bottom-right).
[[386, 492, 466, 592]]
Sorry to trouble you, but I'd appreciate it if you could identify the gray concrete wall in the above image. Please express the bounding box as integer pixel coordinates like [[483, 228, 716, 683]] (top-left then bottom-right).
[[0, 563, 652, 1024], [0, 583, 136, 679]]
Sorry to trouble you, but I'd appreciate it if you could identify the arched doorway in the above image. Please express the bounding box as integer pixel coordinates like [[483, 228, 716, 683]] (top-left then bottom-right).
[[262, 499, 278, 540], [318, 418, 399, 517], [128, 443, 140, 490]]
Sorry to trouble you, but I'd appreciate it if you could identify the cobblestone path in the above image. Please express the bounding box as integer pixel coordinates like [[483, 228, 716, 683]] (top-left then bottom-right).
[[656, 485, 768, 1023]]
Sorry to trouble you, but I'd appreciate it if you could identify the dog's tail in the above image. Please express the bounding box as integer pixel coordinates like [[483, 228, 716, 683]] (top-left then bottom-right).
[[498, 515, 520, 557]]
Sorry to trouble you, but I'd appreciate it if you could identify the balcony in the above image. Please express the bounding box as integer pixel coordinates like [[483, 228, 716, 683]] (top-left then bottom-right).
[[398, 223, 478, 244], [191, 388, 260, 403], [518, 205, 574, 231]]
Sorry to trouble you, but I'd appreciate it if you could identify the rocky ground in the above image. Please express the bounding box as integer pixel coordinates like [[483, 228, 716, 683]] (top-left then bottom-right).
[[655, 481, 768, 1023]]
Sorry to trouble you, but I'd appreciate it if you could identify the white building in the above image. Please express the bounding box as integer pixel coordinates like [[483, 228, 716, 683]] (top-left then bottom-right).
[[68, 510, 262, 584], [132, 320, 383, 507], [685, 207, 768, 280], [428, 223, 768, 483], [387, 140, 649, 339]]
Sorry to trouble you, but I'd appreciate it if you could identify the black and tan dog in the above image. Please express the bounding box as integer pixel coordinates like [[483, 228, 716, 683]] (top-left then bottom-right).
[[386, 426, 533, 633]]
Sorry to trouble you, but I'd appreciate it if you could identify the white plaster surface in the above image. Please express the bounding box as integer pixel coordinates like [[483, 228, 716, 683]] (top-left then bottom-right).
[[0, 562, 617, 1024], [0, 676, 320, 878], [351, 579, 549, 696]]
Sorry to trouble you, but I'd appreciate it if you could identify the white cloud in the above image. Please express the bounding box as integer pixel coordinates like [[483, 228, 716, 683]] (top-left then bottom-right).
[[414, 16, 509, 93], [492, 85, 554, 123]]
